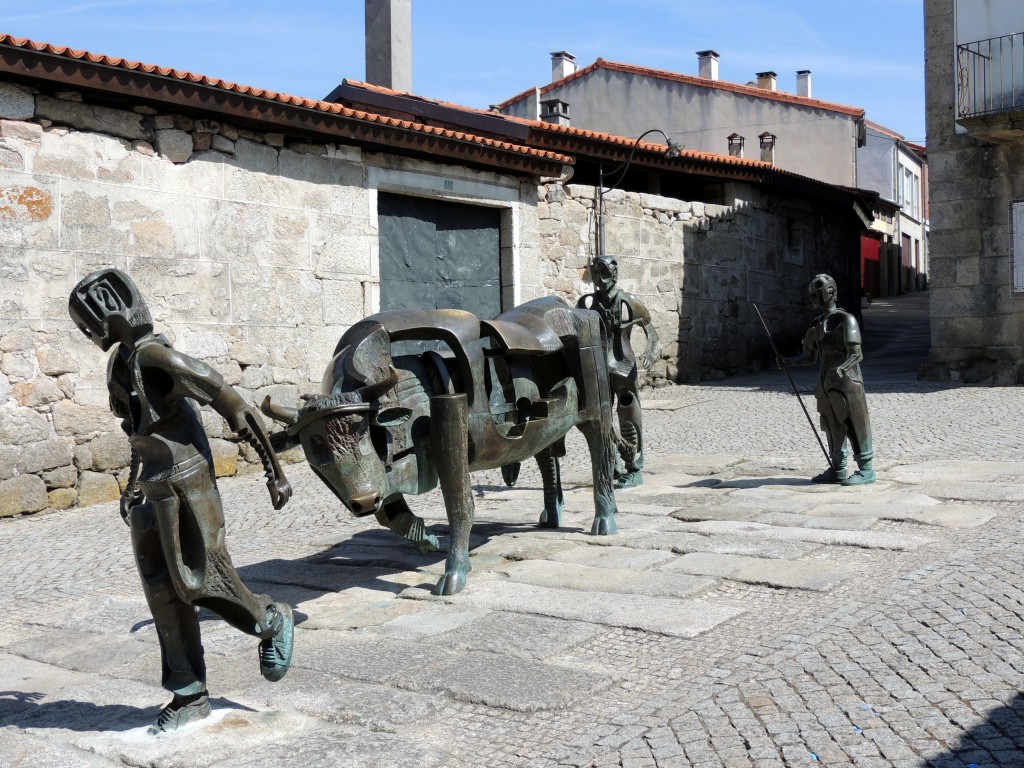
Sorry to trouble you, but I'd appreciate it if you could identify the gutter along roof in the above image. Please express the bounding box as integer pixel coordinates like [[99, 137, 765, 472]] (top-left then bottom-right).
[[334, 80, 873, 207], [0, 34, 571, 177]]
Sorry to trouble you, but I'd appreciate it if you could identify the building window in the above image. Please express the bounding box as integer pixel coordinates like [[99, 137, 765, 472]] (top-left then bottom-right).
[[897, 164, 920, 221], [1012, 201, 1024, 293]]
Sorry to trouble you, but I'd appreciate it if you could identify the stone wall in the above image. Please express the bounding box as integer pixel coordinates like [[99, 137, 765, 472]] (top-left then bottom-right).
[[535, 182, 860, 383], [921, 0, 1024, 385], [0, 81, 536, 517]]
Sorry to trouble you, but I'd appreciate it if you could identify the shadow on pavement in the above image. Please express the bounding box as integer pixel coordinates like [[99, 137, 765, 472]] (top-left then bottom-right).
[[926, 690, 1024, 767], [0, 692, 256, 732], [235, 520, 568, 602]]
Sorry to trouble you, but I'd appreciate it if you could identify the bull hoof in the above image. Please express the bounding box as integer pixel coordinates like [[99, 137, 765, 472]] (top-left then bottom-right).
[[413, 533, 441, 553], [591, 515, 618, 536], [436, 570, 468, 595], [537, 506, 563, 528], [615, 470, 643, 489]]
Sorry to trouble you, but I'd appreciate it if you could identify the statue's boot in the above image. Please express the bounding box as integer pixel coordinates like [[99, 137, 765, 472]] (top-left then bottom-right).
[[615, 394, 643, 489], [811, 452, 847, 484], [259, 602, 294, 682], [841, 460, 876, 486], [148, 691, 211, 734]]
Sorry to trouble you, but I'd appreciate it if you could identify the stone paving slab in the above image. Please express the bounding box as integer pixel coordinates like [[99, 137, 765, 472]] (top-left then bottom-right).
[[230, 666, 448, 730], [546, 544, 677, 570], [661, 552, 853, 591], [409, 580, 746, 638], [803, 501, 996, 527], [371, 603, 489, 639], [0, 729, 119, 766], [530, 527, 822, 559], [885, 460, 1024, 484], [668, 520, 934, 550], [753, 511, 879, 530], [70, 708, 322, 768], [495, 559, 719, 599], [404, 611, 606, 661], [295, 630, 612, 712], [909, 481, 1024, 502]]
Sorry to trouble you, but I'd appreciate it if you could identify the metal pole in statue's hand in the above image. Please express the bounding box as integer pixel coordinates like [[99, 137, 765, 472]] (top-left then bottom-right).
[[750, 302, 834, 470]]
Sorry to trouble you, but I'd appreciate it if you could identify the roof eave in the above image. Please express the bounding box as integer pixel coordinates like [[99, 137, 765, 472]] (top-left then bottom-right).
[[0, 42, 568, 178]]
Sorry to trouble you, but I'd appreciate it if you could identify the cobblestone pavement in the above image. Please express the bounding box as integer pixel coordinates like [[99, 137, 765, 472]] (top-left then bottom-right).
[[4, 293, 1024, 767]]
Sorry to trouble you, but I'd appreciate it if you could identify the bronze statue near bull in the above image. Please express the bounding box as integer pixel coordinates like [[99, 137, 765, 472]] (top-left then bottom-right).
[[263, 296, 620, 595]]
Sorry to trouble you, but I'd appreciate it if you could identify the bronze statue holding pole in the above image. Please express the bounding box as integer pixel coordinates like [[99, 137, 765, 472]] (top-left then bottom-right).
[[68, 268, 296, 734], [578, 255, 659, 489], [775, 274, 875, 486]]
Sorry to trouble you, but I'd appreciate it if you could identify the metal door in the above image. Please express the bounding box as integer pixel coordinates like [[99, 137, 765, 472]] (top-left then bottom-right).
[[378, 193, 502, 319]]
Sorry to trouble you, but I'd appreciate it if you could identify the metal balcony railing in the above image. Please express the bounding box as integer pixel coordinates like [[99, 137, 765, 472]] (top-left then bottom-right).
[[958, 32, 1024, 119]]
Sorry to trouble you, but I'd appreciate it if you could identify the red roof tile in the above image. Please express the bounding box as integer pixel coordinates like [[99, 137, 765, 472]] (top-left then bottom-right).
[[495, 58, 865, 119], [340, 79, 780, 172], [0, 34, 573, 166]]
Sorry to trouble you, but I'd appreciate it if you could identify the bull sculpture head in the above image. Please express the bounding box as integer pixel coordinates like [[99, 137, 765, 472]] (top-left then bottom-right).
[[262, 322, 410, 517]]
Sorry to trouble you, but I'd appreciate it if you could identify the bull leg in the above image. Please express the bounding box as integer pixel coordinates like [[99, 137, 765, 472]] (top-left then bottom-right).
[[578, 418, 618, 536], [374, 496, 440, 553], [535, 447, 564, 528], [430, 393, 474, 596]]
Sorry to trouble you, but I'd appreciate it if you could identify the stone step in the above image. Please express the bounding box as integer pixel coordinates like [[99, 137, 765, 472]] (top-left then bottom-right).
[[661, 552, 852, 591], [666, 520, 932, 551], [406, 580, 744, 638], [496, 559, 719, 599], [294, 630, 613, 712]]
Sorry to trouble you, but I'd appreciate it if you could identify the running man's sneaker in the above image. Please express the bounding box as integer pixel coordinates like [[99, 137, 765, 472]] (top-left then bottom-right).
[[259, 602, 294, 682], [148, 692, 211, 735]]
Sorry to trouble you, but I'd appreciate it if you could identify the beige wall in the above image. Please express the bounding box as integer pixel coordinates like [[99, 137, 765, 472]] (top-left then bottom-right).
[[504, 68, 861, 187]]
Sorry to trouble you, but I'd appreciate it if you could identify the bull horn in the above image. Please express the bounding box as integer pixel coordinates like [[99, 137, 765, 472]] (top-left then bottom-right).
[[356, 365, 399, 402], [261, 395, 298, 424]]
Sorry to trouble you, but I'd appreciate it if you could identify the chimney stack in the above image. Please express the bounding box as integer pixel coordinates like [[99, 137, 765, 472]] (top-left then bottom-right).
[[696, 49, 720, 81], [756, 71, 778, 91], [365, 0, 412, 93], [551, 51, 577, 82], [539, 98, 571, 126], [759, 132, 776, 164], [727, 133, 745, 158], [796, 70, 812, 98]]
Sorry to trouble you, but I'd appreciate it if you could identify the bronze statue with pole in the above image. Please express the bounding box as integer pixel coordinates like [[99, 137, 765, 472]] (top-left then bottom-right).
[[579, 128, 679, 489], [577, 255, 658, 488], [771, 273, 875, 486], [68, 268, 296, 734]]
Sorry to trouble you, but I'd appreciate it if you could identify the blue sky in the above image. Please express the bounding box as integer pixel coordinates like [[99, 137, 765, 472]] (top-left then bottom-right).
[[3, 0, 926, 142]]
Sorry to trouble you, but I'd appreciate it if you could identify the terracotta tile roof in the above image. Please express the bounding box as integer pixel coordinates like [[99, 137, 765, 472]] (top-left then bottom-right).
[[335, 80, 882, 204], [340, 79, 784, 173], [0, 34, 573, 167], [495, 58, 865, 119]]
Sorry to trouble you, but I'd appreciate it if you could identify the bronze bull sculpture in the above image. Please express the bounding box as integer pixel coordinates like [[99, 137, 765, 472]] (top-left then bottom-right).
[[262, 296, 619, 595]]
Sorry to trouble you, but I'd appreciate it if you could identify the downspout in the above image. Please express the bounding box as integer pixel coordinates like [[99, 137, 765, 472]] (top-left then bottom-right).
[[894, 143, 904, 295]]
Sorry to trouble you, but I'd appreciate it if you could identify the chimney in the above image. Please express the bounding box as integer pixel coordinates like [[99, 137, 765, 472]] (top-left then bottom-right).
[[759, 132, 776, 164], [796, 69, 812, 98], [756, 71, 777, 91], [365, 0, 412, 92], [551, 51, 577, 82], [727, 133, 745, 157], [539, 98, 571, 126], [696, 49, 720, 81]]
